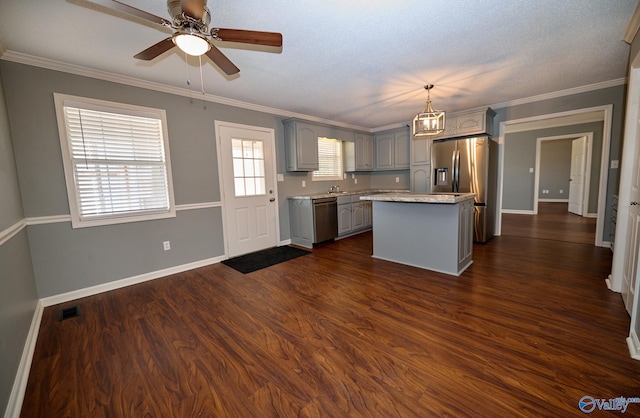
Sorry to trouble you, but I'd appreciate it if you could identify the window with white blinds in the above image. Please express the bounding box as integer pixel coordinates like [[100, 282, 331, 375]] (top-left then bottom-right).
[[312, 137, 344, 181], [54, 94, 175, 228]]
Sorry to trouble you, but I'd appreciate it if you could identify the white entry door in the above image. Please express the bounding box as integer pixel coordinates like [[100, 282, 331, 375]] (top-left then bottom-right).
[[568, 136, 587, 215], [216, 122, 278, 257]]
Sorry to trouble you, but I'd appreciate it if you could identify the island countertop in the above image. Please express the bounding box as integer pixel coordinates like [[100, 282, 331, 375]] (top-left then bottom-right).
[[359, 192, 476, 204]]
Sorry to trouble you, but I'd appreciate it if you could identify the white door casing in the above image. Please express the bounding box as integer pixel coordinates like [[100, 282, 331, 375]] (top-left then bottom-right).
[[622, 118, 640, 315], [216, 121, 278, 257], [568, 136, 587, 216]]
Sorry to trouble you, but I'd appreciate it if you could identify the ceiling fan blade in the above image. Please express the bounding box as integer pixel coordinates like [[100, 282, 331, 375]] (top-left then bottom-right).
[[180, 0, 206, 20], [213, 28, 283, 47], [205, 44, 240, 75], [89, 0, 171, 26], [134, 38, 175, 60]]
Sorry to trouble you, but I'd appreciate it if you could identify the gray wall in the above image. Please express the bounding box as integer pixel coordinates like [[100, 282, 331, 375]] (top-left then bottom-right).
[[496, 84, 625, 241], [1, 61, 409, 298], [539, 138, 572, 200], [503, 121, 604, 213], [0, 67, 39, 416]]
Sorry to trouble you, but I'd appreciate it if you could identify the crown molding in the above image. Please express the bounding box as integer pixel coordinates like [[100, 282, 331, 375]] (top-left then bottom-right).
[[490, 78, 627, 110], [0, 51, 627, 133], [624, 1, 640, 44], [0, 51, 371, 132]]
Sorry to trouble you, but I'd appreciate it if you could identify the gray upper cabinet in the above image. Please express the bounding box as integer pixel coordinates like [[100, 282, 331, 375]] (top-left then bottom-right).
[[344, 132, 373, 172], [355, 133, 374, 170], [431, 108, 496, 140], [374, 127, 410, 171], [284, 119, 319, 171]]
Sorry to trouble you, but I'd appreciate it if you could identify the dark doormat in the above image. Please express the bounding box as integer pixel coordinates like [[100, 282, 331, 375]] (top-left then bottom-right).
[[222, 246, 310, 274]]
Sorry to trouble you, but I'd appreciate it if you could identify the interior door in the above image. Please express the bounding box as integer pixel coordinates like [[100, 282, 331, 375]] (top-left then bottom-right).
[[217, 122, 277, 257], [568, 136, 587, 215], [622, 120, 640, 315]]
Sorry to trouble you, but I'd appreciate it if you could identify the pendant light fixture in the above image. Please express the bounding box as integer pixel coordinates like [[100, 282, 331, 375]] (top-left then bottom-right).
[[412, 84, 445, 137]]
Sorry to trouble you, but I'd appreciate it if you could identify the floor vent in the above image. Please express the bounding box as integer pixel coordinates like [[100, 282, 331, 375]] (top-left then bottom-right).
[[60, 306, 79, 321]]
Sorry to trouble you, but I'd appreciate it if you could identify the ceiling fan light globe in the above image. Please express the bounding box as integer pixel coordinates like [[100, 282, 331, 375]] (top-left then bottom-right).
[[173, 33, 210, 56]]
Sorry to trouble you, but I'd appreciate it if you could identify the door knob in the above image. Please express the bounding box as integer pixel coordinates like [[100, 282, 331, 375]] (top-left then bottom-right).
[[631, 201, 639, 206], [269, 198, 276, 202]]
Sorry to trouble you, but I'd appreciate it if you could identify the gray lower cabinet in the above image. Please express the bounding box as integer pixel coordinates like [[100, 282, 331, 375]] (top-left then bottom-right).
[[458, 199, 474, 267], [337, 194, 372, 237], [284, 119, 319, 171], [338, 201, 353, 235], [288, 198, 314, 248], [374, 127, 410, 170]]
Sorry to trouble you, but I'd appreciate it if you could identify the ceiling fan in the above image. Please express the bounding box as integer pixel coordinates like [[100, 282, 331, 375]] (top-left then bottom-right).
[[89, 0, 283, 75]]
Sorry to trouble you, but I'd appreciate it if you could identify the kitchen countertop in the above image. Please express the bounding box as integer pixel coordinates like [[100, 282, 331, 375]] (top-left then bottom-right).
[[359, 192, 476, 204], [288, 189, 410, 200]]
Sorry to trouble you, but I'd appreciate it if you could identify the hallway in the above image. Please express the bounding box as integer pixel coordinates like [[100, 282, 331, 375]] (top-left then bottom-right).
[[501, 202, 597, 245]]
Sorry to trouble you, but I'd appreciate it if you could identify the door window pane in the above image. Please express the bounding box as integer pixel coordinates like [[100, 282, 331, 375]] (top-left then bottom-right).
[[232, 139, 266, 197]]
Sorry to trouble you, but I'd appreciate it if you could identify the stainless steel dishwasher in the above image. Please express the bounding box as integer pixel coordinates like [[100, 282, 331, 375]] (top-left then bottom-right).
[[312, 197, 338, 244]]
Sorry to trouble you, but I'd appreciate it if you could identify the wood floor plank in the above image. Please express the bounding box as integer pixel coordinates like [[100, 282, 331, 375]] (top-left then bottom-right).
[[20, 226, 640, 417]]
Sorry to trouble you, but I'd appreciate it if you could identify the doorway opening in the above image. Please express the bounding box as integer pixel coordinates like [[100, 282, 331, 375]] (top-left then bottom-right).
[[496, 105, 613, 247]]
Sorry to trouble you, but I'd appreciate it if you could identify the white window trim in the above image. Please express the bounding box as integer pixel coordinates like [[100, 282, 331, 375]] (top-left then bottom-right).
[[54, 93, 176, 228], [312, 137, 344, 182]]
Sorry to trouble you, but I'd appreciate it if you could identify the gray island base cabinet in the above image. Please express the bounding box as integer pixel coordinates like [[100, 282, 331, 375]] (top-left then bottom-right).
[[361, 193, 475, 276]]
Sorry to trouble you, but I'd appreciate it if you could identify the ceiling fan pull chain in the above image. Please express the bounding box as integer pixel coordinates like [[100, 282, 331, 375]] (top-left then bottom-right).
[[199, 55, 205, 95], [185, 51, 191, 86]]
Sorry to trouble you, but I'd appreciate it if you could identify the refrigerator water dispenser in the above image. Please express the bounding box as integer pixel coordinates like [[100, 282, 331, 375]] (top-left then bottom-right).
[[435, 168, 448, 186]]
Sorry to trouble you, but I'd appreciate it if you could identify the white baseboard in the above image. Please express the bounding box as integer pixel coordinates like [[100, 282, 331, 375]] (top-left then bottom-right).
[[41, 255, 226, 307], [501, 209, 536, 215], [279, 239, 292, 246], [5, 300, 44, 418], [538, 198, 569, 203], [627, 330, 640, 361]]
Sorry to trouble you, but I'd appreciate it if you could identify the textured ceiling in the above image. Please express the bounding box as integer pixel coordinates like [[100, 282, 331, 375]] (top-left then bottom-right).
[[0, 0, 637, 130]]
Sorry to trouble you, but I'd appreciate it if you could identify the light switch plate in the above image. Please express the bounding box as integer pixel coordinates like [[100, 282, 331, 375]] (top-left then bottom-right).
[[529, 167, 534, 173], [277, 173, 284, 182]]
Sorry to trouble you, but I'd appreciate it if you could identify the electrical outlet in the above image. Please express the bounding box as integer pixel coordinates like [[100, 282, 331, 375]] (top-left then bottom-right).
[[395, 177, 400, 183], [559, 189, 563, 194], [354, 178, 358, 184], [529, 168, 534, 173], [163, 241, 171, 251], [302, 180, 306, 187], [611, 160, 619, 169]]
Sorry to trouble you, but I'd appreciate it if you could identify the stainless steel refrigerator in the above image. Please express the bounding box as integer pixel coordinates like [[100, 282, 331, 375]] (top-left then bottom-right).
[[431, 136, 498, 243]]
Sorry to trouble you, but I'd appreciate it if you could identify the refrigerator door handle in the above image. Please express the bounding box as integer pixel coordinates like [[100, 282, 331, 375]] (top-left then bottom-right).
[[454, 150, 461, 192], [451, 150, 458, 192]]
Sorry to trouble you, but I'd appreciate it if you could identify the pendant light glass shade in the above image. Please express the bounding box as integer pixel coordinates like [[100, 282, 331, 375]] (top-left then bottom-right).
[[173, 31, 211, 56], [413, 85, 445, 137]]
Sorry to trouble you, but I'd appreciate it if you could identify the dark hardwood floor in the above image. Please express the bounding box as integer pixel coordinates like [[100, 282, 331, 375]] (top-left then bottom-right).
[[21, 227, 639, 417], [501, 202, 597, 245]]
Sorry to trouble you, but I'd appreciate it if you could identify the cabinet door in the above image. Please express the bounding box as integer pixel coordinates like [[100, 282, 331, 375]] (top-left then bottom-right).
[[394, 131, 410, 169], [338, 204, 353, 235], [375, 133, 394, 170], [355, 133, 374, 170], [411, 137, 431, 165], [458, 200, 473, 263], [352, 202, 365, 230], [296, 124, 319, 170], [364, 201, 372, 228], [455, 111, 485, 137], [411, 165, 431, 194]]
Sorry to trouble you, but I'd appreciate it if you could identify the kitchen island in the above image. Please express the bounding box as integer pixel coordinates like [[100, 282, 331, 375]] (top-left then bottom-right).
[[359, 192, 476, 276]]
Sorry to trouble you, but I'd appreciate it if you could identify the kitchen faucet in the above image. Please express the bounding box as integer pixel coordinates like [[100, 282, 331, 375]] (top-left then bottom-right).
[[329, 185, 340, 193]]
